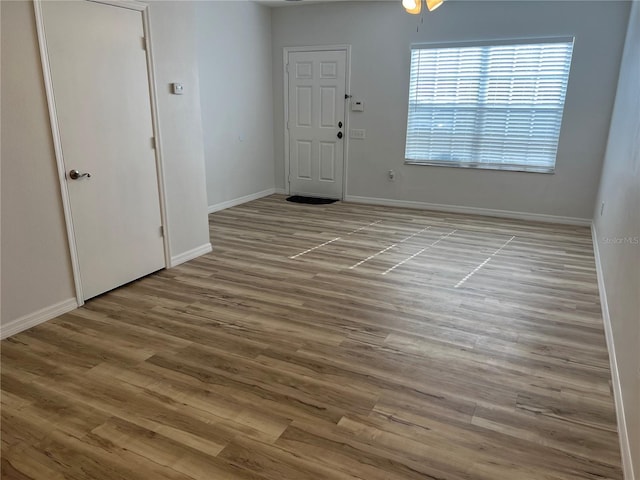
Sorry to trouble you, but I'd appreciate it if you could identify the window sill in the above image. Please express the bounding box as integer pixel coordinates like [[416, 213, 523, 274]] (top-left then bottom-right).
[[404, 160, 555, 174]]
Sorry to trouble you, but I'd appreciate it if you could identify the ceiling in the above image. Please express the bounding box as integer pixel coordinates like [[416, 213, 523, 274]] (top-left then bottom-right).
[[254, 0, 397, 7]]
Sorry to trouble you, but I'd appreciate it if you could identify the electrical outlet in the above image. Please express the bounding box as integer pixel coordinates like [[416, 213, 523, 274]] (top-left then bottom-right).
[[350, 129, 366, 139], [388, 170, 395, 181]]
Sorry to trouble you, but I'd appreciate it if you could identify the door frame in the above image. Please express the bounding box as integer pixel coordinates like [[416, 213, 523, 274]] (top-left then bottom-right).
[[34, 0, 171, 306], [283, 45, 352, 199]]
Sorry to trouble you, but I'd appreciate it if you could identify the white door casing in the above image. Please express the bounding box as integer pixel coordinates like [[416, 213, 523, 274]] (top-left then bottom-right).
[[38, 0, 166, 301], [287, 49, 347, 199]]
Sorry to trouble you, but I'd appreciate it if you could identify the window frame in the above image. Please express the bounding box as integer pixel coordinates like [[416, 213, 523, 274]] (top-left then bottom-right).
[[404, 36, 575, 174]]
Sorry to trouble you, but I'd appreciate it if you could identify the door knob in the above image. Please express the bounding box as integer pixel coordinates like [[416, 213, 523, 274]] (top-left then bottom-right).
[[69, 169, 91, 180], [337, 131, 343, 139], [338, 121, 343, 128]]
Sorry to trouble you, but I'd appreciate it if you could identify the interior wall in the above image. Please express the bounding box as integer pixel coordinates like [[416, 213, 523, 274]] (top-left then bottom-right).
[[271, 1, 630, 220], [593, 2, 640, 478], [1, 0, 76, 324], [148, 1, 211, 258], [196, 1, 275, 210], [0, 0, 210, 327]]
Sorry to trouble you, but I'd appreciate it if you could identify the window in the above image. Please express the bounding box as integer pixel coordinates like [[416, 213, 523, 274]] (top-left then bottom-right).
[[405, 38, 574, 172]]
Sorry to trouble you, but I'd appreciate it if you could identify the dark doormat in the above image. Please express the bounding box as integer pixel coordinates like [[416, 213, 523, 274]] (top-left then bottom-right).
[[286, 195, 339, 205]]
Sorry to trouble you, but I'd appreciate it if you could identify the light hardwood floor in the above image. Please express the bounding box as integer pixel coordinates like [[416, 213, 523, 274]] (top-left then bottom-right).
[[1, 195, 622, 479]]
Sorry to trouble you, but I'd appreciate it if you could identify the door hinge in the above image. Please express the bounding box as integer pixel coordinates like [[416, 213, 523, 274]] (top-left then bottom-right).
[[286, 120, 289, 130], [288, 174, 291, 183], [141, 37, 147, 51], [159, 225, 164, 237], [286, 63, 289, 73], [150, 137, 156, 149]]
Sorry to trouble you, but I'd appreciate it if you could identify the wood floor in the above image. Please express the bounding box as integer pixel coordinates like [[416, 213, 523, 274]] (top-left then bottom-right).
[[1, 195, 622, 479]]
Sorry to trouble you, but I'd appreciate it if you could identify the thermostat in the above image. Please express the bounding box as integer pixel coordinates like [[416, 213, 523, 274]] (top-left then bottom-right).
[[351, 99, 364, 112], [172, 83, 184, 95]]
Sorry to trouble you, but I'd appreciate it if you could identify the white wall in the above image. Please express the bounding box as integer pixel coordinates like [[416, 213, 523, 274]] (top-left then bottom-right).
[[593, 2, 640, 478], [1, 0, 76, 324], [149, 2, 211, 261], [271, 1, 630, 221], [196, 1, 276, 211], [1, 0, 210, 330]]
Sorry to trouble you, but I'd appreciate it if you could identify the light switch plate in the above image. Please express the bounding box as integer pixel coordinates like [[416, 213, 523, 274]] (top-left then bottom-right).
[[350, 129, 366, 139]]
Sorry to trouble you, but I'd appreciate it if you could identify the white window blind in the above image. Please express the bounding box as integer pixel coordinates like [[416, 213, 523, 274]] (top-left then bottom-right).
[[405, 38, 574, 172]]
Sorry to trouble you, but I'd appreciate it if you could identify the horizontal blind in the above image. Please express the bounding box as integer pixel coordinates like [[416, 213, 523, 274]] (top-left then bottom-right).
[[405, 39, 574, 171]]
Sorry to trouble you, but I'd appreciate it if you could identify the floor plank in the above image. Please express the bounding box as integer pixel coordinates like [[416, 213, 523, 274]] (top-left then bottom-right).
[[1, 195, 622, 479]]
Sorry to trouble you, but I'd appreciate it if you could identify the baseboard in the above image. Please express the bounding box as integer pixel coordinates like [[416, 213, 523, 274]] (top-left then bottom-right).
[[592, 223, 635, 480], [170, 243, 212, 268], [274, 188, 287, 195], [344, 195, 592, 226], [208, 188, 276, 214], [0, 298, 78, 340]]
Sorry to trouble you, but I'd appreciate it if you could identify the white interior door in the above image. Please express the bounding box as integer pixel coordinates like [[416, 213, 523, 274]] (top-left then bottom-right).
[[288, 50, 346, 199], [41, 1, 165, 301]]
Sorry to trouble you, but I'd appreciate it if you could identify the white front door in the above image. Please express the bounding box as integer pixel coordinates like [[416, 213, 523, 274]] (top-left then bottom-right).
[[287, 50, 347, 199], [41, 1, 165, 300]]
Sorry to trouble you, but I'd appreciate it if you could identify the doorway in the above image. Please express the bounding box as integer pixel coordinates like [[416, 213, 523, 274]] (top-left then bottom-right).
[[36, 0, 167, 302], [284, 46, 350, 200]]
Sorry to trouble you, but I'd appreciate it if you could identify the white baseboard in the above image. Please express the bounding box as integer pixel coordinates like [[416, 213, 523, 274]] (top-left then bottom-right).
[[208, 188, 276, 214], [170, 243, 212, 268], [0, 298, 78, 340], [344, 195, 592, 226], [274, 188, 287, 195], [592, 223, 635, 480]]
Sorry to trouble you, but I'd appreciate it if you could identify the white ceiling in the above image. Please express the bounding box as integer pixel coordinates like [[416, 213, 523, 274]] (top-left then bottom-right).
[[254, 0, 397, 7]]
